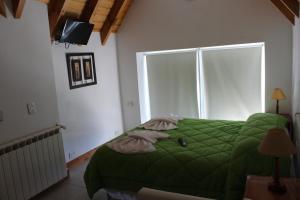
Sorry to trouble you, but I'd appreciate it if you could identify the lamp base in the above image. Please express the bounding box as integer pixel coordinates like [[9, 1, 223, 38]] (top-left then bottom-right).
[[276, 100, 279, 114], [268, 182, 286, 194]]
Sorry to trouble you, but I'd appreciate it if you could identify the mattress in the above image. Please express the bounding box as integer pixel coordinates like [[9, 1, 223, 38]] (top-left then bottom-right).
[[85, 113, 291, 200]]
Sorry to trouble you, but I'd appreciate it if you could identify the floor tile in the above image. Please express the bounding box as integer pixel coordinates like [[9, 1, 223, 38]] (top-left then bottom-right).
[[34, 160, 107, 200]]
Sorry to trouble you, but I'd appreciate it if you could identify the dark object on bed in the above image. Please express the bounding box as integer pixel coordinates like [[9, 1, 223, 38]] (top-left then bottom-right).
[[84, 113, 291, 200], [177, 137, 187, 147]]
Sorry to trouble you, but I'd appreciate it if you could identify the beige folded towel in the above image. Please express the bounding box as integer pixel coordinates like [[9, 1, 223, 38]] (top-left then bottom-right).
[[107, 130, 169, 154], [128, 130, 170, 143], [140, 116, 182, 131]]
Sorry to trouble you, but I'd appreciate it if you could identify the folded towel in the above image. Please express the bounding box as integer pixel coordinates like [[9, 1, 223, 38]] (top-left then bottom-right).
[[140, 116, 183, 131], [128, 130, 170, 143], [107, 130, 169, 154], [107, 137, 156, 154]]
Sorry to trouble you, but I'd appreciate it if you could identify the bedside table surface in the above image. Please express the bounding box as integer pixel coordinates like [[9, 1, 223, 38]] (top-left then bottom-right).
[[244, 176, 300, 200]]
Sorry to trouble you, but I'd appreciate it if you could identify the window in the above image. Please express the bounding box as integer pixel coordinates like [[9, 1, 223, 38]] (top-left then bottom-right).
[[146, 51, 198, 119], [137, 43, 265, 123]]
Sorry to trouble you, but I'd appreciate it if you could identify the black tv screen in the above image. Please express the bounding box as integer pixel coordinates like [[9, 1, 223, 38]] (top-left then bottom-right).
[[58, 19, 94, 45]]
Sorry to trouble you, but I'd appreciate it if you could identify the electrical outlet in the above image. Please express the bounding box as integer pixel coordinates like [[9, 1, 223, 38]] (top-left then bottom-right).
[[127, 101, 134, 107], [68, 151, 76, 160], [114, 130, 120, 136], [27, 102, 37, 115]]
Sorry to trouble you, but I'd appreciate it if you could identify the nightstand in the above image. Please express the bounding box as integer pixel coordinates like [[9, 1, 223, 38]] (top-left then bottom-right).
[[244, 176, 300, 200], [278, 113, 293, 141]]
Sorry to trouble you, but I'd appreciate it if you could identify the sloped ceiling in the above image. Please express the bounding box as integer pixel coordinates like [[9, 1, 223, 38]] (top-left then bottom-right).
[[1, 0, 299, 45], [42, 0, 299, 44]]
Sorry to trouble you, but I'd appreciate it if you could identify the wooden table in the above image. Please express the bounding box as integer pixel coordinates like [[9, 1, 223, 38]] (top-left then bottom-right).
[[244, 176, 300, 200]]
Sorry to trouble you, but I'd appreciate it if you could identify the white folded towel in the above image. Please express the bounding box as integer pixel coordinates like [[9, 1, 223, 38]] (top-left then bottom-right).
[[107, 130, 169, 154]]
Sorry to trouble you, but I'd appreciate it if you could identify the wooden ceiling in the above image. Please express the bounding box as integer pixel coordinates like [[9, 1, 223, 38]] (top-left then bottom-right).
[[46, 0, 133, 45], [0, 0, 299, 45], [0, 0, 133, 45]]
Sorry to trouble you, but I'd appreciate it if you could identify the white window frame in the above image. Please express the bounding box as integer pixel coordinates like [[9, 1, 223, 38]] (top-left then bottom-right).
[[136, 42, 265, 123]]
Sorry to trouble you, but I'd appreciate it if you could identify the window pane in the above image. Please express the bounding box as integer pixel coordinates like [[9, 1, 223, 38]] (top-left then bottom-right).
[[201, 47, 263, 120], [146, 52, 198, 118]]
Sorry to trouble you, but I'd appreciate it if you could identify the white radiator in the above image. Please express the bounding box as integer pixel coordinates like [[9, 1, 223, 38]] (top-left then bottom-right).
[[0, 126, 67, 200]]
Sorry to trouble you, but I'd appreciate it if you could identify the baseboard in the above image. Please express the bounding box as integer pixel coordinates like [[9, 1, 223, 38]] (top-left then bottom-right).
[[67, 147, 98, 168]]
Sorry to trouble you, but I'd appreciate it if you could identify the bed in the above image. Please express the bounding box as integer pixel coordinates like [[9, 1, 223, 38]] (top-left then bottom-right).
[[84, 113, 291, 200]]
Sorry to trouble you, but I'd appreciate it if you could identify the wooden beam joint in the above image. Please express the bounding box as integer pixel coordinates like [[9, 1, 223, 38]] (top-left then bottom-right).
[[271, 0, 300, 25], [271, 0, 296, 24], [48, 0, 69, 39], [80, 0, 99, 22], [11, 0, 26, 18], [281, 0, 299, 17], [100, 0, 126, 45], [0, 0, 6, 17], [37, 0, 50, 4]]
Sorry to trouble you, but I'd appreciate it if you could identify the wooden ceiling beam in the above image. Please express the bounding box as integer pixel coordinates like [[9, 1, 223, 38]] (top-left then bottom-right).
[[271, 0, 295, 24], [11, 0, 26, 18], [100, 0, 126, 45], [0, 0, 6, 17], [281, 0, 299, 17], [48, 0, 69, 38], [111, 0, 133, 33], [80, 0, 100, 22]]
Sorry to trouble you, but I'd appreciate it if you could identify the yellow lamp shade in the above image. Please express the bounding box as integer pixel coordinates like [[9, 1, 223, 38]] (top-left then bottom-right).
[[258, 128, 296, 157], [272, 88, 286, 100]]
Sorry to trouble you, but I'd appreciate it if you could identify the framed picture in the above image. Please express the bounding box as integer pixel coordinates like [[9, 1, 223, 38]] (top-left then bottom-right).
[[66, 53, 97, 89]]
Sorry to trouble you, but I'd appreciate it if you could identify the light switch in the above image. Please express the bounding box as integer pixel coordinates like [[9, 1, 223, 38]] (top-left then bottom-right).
[[127, 101, 134, 107], [27, 102, 37, 115]]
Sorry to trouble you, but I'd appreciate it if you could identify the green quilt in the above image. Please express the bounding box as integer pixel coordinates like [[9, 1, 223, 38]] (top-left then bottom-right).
[[84, 113, 290, 200]]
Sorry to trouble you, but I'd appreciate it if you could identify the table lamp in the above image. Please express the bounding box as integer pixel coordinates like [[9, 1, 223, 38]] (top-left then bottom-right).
[[258, 128, 296, 194], [272, 88, 286, 114]]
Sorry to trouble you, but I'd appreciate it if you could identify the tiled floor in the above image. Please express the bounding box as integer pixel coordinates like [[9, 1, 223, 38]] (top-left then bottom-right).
[[34, 160, 107, 200]]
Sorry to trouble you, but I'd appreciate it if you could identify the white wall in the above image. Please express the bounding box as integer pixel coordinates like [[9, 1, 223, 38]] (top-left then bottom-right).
[[0, 0, 123, 162], [52, 33, 123, 162], [0, 0, 59, 143], [293, 15, 300, 115], [292, 7, 300, 175], [116, 0, 293, 130]]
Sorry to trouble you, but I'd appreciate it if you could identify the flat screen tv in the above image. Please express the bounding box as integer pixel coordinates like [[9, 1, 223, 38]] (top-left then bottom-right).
[[57, 19, 94, 45]]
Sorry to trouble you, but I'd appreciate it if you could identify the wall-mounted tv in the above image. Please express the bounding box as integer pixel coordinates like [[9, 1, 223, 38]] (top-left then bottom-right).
[[56, 19, 94, 45]]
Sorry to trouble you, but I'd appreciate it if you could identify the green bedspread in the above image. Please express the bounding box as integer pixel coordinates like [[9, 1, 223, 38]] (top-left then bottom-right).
[[84, 113, 290, 200]]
